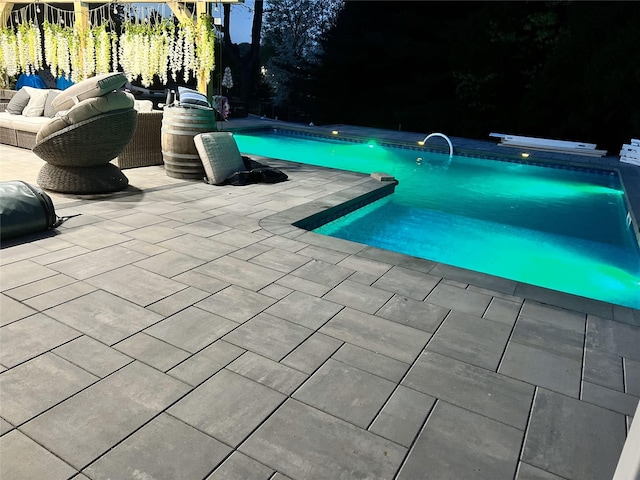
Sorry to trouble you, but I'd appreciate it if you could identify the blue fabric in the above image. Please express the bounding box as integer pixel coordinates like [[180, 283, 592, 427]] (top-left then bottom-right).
[[178, 86, 211, 109], [56, 76, 75, 90], [15, 74, 47, 90]]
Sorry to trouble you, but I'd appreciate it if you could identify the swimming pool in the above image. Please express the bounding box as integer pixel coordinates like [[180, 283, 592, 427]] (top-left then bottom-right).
[[234, 129, 640, 309]]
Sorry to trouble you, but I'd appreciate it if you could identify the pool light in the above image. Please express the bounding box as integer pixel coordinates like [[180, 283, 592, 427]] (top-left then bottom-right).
[[521, 152, 530, 158], [332, 130, 339, 135]]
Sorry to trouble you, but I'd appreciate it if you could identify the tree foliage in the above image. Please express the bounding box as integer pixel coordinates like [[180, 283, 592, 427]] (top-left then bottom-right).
[[310, 1, 640, 151], [261, 0, 342, 108]]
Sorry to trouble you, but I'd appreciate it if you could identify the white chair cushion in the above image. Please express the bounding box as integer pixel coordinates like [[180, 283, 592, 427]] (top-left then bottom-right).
[[194, 132, 245, 185], [51, 72, 127, 112]]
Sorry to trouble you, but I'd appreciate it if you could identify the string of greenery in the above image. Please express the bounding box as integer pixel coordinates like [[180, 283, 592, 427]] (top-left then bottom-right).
[[0, 3, 215, 87]]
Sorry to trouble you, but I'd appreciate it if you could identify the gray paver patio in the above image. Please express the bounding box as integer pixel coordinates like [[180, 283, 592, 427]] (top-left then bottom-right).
[[1, 124, 639, 479]]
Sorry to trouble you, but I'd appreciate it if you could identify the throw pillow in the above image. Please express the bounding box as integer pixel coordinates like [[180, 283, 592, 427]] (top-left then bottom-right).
[[22, 87, 50, 117], [178, 86, 212, 109], [5, 88, 30, 115], [51, 72, 127, 112], [44, 89, 62, 117], [193, 132, 245, 185]]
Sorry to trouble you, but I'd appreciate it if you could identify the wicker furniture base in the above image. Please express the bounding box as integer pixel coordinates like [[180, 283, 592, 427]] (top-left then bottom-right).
[[33, 109, 136, 194], [116, 110, 164, 169], [37, 163, 129, 194]]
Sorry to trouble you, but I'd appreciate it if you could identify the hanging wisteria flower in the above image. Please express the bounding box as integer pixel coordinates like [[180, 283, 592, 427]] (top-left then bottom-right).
[[222, 66, 233, 89], [196, 14, 215, 84], [16, 22, 42, 74], [94, 24, 111, 74], [0, 27, 19, 77]]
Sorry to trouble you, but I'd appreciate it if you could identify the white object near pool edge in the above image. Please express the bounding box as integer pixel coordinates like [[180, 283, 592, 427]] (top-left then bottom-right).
[[612, 400, 640, 480], [370, 172, 395, 182]]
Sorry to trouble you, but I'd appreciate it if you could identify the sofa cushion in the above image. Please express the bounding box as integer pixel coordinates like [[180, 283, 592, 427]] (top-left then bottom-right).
[[36, 117, 68, 143], [22, 87, 50, 117], [44, 89, 62, 117], [5, 88, 30, 115], [178, 86, 211, 109], [134, 99, 154, 112], [194, 132, 245, 185], [51, 72, 127, 112], [63, 91, 134, 124], [35, 91, 134, 144], [9, 115, 52, 133]]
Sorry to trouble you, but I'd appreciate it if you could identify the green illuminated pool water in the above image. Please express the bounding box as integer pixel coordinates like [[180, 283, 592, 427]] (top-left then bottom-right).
[[234, 130, 640, 309]]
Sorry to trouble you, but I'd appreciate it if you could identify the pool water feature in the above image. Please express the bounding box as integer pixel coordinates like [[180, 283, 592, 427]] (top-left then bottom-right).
[[234, 129, 640, 309]]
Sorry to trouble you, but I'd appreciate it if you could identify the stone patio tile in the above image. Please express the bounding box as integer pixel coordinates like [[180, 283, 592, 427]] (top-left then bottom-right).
[[167, 340, 245, 386], [259, 283, 293, 299], [265, 290, 343, 329], [171, 270, 229, 294], [426, 283, 493, 316], [296, 244, 349, 264], [29, 245, 92, 266], [109, 211, 168, 229], [119, 238, 169, 256], [85, 265, 187, 307], [581, 381, 639, 416], [397, 401, 522, 480], [145, 306, 237, 353], [320, 308, 430, 364], [403, 351, 534, 430], [195, 256, 285, 291], [47, 245, 147, 280], [161, 208, 213, 224], [176, 219, 232, 238], [515, 284, 612, 318], [523, 388, 626, 480], [169, 369, 285, 446], [0, 294, 37, 326], [275, 273, 332, 297], [516, 462, 567, 479], [0, 353, 97, 425], [280, 332, 343, 374], [0, 242, 50, 264], [223, 313, 313, 361], [484, 297, 522, 326], [426, 311, 512, 370], [511, 314, 585, 360], [49, 224, 131, 250], [323, 279, 394, 314], [521, 300, 587, 326], [0, 260, 57, 291], [371, 265, 441, 300], [229, 242, 272, 261], [23, 281, 96, 311], [5, 273, 76, 301], [114, 333, 191, 372], [84, 413, 231, 480], [211, 229, 269, 248], [336, 255, 393, 277], [134, 250, 206, 277], [583, 348, 624, 391], [259, 235, 308, 253], [196, 285, 276, 323], [0, 314, 81, 367], [206, 451, 274, 480], [428, 263, 518, 295], [332, 343, 410, 383], [369, 385, 435, 447], [53, 336, 132, 377], [290, 258, 354, 288], [376, 294, 449, 333], [0, 418, 13, 436], [227, 351, 308, 395], [586, 315, 640, 361], [157, 234, 237, 261], [293, 359, 396, 428], [124, 224, 186, 243], [21, 361, 190, 469], [0, 430, 77, 480], [146, 286, 211, 317], [240, 399, 406, 480], [626, 358, 640, 396], [45, 290, 163, 345], [499, 341, 581, 398], [249, 248, 311, 273]]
